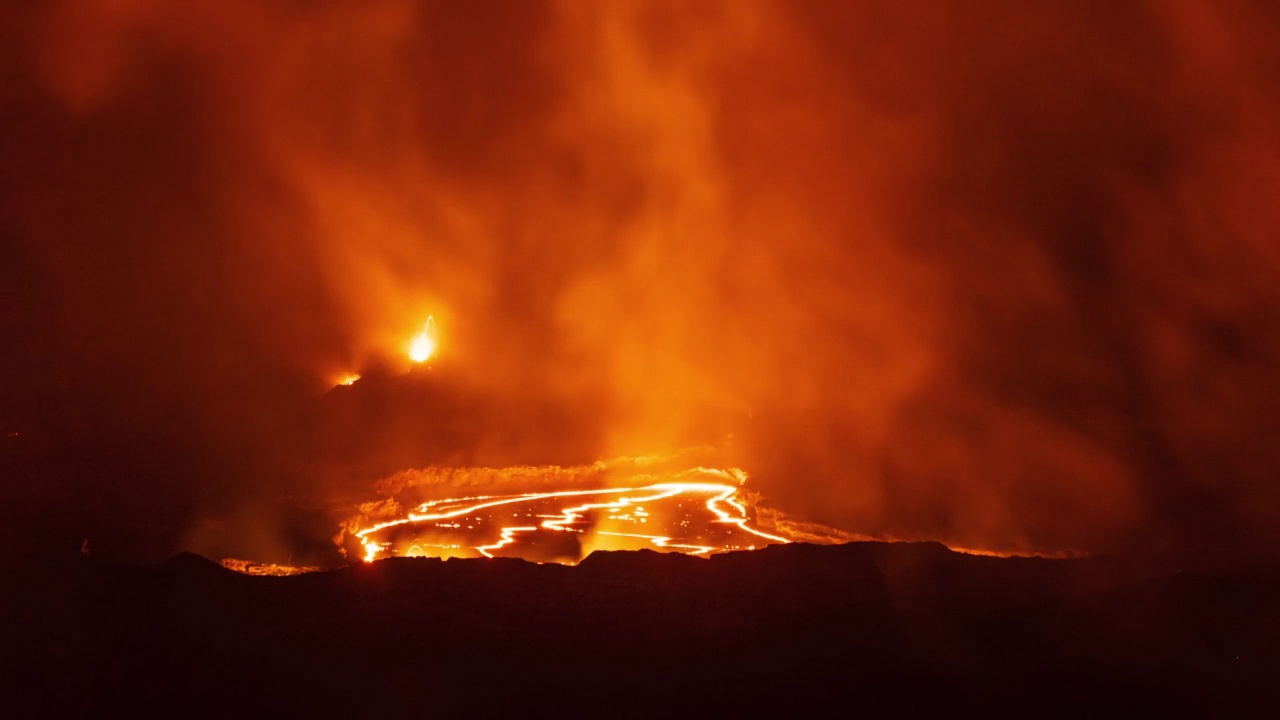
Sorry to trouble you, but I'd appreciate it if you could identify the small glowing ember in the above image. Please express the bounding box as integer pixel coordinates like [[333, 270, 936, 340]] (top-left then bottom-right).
[[336, 373, 361, 386], [408, 316, 437, 363]]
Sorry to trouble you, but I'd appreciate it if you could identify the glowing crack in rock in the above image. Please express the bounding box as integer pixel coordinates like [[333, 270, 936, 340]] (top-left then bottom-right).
[[216, 458, 1074, 574], [350, 476, 789, 565], [216, 457, 1072, 573]]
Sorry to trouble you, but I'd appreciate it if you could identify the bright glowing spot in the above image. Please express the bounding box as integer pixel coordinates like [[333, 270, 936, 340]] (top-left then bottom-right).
[[408, 316, 437, 363], [362, 538, 382, 563], [336, 373, 361, 386]]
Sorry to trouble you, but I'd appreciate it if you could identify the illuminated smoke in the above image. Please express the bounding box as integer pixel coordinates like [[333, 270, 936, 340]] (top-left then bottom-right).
[[9, 0, 1280, 561]]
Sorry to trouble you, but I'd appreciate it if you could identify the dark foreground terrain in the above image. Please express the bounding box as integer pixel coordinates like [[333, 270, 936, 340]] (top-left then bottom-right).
[[10, 542, 1280, 716]]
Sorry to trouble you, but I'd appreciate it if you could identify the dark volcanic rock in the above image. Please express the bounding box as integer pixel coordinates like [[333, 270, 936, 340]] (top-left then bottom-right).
[[11, 542, 1280, 716]]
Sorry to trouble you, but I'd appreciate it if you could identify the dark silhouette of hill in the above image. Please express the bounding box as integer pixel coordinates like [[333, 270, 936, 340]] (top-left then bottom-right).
[[10, 542, 1279, 717]]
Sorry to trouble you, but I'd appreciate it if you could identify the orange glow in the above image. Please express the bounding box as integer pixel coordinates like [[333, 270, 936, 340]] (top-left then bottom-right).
[[348, 476, 789, 565], [24, 0, 1280, 569], [407, 316, 437, 364], [595, 532, 718, 556], [335, 373, 361, 386], [361, 537, 383, 564], [219, 558, 320, 576]]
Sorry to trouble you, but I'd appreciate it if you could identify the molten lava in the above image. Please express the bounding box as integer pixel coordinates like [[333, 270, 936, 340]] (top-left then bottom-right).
[[218, 460, 1063, 575], [348, 472, 789, 565], [408, 316, 437, 364], [219, 558, 321, 576], [217, 453, 1071, 576]]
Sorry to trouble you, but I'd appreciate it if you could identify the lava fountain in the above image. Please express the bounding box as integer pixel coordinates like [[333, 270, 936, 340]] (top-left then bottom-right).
[[408, 316, 437, 364]]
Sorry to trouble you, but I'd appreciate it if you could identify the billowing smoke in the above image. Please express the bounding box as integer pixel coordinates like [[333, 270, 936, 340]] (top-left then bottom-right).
[[6, 0, 1280, 562]]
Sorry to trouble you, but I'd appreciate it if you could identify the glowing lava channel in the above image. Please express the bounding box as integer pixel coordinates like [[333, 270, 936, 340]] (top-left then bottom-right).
[[353, 480, 788, 564]]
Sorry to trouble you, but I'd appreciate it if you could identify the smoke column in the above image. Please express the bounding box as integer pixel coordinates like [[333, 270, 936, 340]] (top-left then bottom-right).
[[5, 0, 1280, 561]]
